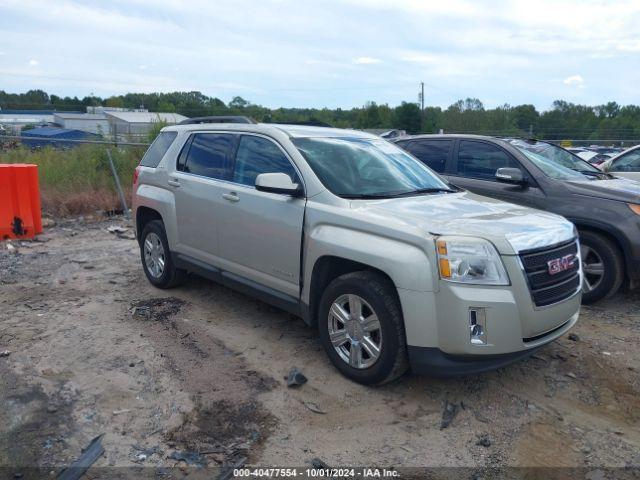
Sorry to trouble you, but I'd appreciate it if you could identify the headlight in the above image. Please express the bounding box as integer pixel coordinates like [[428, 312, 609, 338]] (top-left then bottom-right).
[[629, 204, 640, 216], [436, 236, 509, 285]]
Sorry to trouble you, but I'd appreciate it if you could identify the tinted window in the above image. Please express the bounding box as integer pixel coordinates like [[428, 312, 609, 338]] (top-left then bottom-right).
[[456, 141, 520, 180], [232, 136, 298, 186], [403, 139, 453, 173], [611, 150, 640, 172], [183, 133, 235, 180], [140, 131, 177, 167]]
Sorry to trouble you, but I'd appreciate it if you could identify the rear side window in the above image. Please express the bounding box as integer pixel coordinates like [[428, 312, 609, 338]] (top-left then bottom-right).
[[140, 131, 177, 167], [403, 139, 453, 173], [610, 150, 640, 172], [232, 135, 298, 187], [182, 133, 236, 180], [456, 140, 519, 180]]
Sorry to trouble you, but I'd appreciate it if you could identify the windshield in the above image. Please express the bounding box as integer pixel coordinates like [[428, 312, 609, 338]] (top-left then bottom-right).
[[506, 139, 601, 180], [292, 137, 452, 198]]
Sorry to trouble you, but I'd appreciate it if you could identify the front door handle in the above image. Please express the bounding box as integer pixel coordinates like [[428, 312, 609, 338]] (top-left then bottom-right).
[[222, 192, 240, 202], [168, 178, 180, 187]]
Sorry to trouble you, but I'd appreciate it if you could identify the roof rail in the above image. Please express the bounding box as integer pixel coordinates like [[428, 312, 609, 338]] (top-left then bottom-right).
[[272, 120, 334, 127], [178, 116, 257, 125]]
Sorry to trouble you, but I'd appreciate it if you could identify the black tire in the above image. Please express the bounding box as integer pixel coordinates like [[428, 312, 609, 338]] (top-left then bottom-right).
[[579, 230, 624, 304], [318, 271, 408, 385], [139, 220, 187, 289]]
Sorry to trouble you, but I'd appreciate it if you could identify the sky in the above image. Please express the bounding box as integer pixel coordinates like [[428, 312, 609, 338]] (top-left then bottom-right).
[[1, 0, 640, 110]]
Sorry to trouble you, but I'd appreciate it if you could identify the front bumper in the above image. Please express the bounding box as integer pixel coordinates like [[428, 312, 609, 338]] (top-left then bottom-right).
[[408, 312, 577, 377], [397, 252, 582, 374]]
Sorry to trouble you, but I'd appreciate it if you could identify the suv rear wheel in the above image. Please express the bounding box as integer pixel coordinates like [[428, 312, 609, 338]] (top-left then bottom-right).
[[140, 220, 187, 288], [580, 230, 624, 303], [318, 271, 408, 385]]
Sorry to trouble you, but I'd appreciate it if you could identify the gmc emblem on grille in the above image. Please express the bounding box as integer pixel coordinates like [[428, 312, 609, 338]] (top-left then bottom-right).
[[547, 254, 576, 275]]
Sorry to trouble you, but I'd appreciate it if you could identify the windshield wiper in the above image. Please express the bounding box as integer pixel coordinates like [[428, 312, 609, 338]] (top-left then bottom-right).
[[340, 187, 458, 199], [390, 187, 458, 197], [339, 193, 399, 199], [572, 169, 610, 179]]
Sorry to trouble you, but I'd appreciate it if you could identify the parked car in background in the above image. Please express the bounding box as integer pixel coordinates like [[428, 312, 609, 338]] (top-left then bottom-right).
[[575, 150, 615, 168], [393, 135, 640, 303], [602, 145, 640, 182], [133, 120, 582, 384]]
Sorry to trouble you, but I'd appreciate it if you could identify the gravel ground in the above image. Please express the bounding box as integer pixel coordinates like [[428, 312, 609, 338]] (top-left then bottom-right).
[[0, 218, 638, 478]]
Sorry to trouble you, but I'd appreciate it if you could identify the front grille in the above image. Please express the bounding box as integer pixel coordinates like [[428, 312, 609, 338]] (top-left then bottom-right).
[[520, 240, 580, 307]]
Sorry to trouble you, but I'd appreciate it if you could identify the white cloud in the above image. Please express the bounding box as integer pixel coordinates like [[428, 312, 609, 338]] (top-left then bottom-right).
[[28, 59, 39, 66], [353, 56, 381, 65], [400, 53, 437, 64], [563, 75, 584, 86], [1, 0, 639, 108]]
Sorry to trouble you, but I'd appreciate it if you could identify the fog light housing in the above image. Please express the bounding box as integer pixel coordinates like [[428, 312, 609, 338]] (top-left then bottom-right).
[[469, 308, 487, 345]]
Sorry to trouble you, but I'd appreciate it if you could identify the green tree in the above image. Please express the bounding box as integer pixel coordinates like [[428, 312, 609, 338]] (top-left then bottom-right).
[[394, 102, 422, 134], [229, 96, 250, 109]]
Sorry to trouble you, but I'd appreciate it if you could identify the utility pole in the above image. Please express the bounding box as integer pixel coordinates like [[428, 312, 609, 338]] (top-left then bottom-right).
[[420, 82, 425, 132]]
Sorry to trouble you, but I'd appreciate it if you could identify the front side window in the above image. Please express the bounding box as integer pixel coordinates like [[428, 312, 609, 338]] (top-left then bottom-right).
[[140, 131, 177, 167], [610, 150, 640, 172], [402, 139, 452, 173], [292, 137, 451, 198], [232, 136, 298, 186], [506, 139, 600, 180], [182, 133, 235, 180], [455, 141, 520, 180]]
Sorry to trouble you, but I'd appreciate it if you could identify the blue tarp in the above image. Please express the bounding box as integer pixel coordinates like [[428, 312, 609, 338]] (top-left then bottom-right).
[[21, 127, 100, 148]]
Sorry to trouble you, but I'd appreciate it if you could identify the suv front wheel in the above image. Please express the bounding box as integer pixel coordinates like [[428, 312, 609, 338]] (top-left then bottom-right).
[[139, 220, 187, 288], [318, 271, 408, 385], [580, 230, 624, 303]]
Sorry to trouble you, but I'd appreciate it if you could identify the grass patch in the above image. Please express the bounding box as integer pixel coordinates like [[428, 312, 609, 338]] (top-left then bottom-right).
[[1, 144, 146, 216]]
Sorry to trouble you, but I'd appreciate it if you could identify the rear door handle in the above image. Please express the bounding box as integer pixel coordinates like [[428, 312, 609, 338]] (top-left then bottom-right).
[[222, 192, 240, 202], [168, 178, 180, 187]]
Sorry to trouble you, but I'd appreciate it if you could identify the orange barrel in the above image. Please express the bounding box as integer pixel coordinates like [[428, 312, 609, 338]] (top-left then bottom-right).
[[0, 164, 43, 240]]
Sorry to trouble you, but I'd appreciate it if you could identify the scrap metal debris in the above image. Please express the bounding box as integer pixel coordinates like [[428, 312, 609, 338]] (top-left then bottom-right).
[[311, 457, 330, 468], [57, 434, 105, 480], [106, 226, 128, 234], [285, 367, 307, 388], [301, 400, 326, 414], [168, 450, 206, 467], [440, 401, 459, 430], [0, 350, 10, 357], [217, 456, 247, 480], [476, 434, 492, 447]]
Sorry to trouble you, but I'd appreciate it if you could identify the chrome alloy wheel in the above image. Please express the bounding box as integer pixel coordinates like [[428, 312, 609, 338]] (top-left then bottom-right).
[[144, 232, 166, 279], [581, 243, 605, 293], [327, 294, 382, 369]]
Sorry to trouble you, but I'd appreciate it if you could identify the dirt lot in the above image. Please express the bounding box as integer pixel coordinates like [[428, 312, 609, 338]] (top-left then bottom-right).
[[1, 218, 639, 478]]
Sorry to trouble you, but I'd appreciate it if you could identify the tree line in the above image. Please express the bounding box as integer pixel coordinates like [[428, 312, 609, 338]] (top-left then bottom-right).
[[2, 89, 640, 140]]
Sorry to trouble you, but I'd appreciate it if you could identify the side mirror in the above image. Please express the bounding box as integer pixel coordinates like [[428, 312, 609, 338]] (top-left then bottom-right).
[[495, 167, 525, 185], [255, 173, 303, 197]]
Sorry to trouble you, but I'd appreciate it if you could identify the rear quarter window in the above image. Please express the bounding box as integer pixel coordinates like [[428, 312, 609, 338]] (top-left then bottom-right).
[[140, 131, 178, 168]]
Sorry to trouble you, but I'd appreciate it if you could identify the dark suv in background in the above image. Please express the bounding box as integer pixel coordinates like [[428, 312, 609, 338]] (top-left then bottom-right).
[[393, 134, 640, 303]]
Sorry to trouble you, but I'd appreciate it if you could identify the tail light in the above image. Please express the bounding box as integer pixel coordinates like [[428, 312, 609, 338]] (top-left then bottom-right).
[[133, 166, 141, 185]]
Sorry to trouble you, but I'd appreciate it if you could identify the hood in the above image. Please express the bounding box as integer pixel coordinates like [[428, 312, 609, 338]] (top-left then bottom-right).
[[351, 191, 575, 254], [566, 177, 640, 203]]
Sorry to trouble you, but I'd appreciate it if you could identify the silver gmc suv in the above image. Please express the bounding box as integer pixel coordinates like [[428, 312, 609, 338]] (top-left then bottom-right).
[[132, 118, 581, 385]]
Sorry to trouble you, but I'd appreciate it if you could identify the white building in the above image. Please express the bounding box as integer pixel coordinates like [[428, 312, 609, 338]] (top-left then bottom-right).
[[53, 113, 111, 136], [105, 111, 188, 139]]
